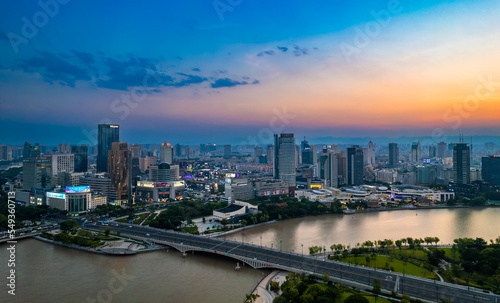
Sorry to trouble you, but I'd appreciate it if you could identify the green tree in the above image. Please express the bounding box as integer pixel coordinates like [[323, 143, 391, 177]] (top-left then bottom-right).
[[322, 274, 330, 283], [344, 293, 369, 303], [373, 279, 382, 301], [60, 220, 78, 233], [244, 293, 259, 303], [104, 228, 111, 237]]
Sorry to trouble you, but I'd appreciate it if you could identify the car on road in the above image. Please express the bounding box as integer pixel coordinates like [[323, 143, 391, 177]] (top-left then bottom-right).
[[129, 226, 133, 228], [146, 233, 150, 236]]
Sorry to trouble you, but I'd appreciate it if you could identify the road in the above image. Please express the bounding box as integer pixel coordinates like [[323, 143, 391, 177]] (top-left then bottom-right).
[[84, 222, 497, 303]]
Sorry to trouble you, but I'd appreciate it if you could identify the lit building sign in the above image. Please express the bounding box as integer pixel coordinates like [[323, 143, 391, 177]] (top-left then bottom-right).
[[110, 125, 119, 128], [65, 186, 90, 193], [225, 173, 240, 178], [155, 182, 170, 188], [137, 181, 155, 188], [47, 192, 66, 199]]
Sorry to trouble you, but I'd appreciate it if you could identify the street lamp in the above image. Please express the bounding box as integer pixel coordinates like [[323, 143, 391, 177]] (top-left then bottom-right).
[[260, 236, 262, 248], [301, 244, 304, 256], [280, 240, 282, 252]]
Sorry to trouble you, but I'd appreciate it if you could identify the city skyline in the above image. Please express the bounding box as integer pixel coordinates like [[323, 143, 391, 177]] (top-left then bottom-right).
[[1, 0, 500, 145]]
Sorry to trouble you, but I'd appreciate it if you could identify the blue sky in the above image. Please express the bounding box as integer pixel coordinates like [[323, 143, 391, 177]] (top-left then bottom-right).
[[1, 0, 499, 145]]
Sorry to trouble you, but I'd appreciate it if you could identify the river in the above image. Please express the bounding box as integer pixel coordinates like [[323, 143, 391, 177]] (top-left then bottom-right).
[[222, 207, 500, 253], [1, 207, 499, 302]]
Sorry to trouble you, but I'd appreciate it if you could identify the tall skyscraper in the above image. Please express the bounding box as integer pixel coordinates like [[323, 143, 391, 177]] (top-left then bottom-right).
[[324, 152, 346, 187], [254, 146, 264, 158], [363, 141, 376, 166], [0, 144, 7, 161], [185, 146, 190, 159], [429, 144, 437, 158], [51, 153, 74, 176], [174, 144, 182, 158], [437, 141, 447, 158], [388, 143, 399, 168], [108, 142, 131, 201], [301, 137, 313, 165], [482, 155, 500, 186], [453, 142, 470, 184], [23, 158, 52, 190], [97, 124, 119, 173], [266, 145, 273, 165], [57, 143, 71, 154], [274, 133, 296, 187], [160, 142, 173, 164], [346, 145, 364, 186], [71, 145, 88, 173], [411, 141, 422, 162]]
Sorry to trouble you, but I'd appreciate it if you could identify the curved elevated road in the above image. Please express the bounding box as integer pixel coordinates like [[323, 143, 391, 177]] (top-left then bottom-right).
[[85, 222, 497, 303]]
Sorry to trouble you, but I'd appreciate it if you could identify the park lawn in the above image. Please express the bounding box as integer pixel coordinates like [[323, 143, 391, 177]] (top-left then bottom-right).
[[390, 248, 428, 261], [133, 213, 149, 224], [340, 255, 436, 279], [342, 291, 392, 303], [440, 247, 459, 260]]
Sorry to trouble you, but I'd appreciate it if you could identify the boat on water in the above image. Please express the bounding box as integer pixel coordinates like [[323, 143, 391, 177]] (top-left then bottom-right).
[[235, 262, 241, 271], [182, 252, 187, 257]]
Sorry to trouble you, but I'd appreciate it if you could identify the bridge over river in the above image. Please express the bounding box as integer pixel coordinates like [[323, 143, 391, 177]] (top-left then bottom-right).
[[85, 222, 497, 303]]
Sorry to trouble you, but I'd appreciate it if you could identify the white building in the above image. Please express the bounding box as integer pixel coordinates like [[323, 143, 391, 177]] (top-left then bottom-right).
[[52, 153, 74, 176]]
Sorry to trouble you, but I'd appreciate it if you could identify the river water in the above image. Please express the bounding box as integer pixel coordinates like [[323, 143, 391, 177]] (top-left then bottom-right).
[[223, 207, 500, 254], [1, 207, 499, 302]]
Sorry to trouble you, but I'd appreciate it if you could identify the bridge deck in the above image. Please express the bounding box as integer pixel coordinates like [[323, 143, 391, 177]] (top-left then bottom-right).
[[84, 223, 496, 303]]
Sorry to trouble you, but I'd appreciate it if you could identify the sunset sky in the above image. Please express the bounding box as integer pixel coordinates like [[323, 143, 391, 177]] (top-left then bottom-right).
[[1, 0, 499, 145]]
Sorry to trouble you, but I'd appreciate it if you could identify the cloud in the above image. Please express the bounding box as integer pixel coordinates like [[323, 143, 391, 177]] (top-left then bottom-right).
[[211, 77, 259, 88], [192, 68, 200, 72], [17, 51, 92, 87], [95, 56, 174, 90], [277, 46, 288, 52], [71, 50, 95, 66], [170, 73, 207, 87], [293, 45, 309, 56], [257, 50, 275, 57]]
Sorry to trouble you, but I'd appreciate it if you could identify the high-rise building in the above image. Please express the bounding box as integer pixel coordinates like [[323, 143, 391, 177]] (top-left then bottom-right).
[[23, 158, 52, 190], [185, 146, 190, 159], [346, 145, 364, 186], [97, 124, 119, 173], [388, 143, 399, 168], [482, 155, 500, 186], [301, 137, 313, 165], [363, 141, 376, 166], [429, 144, 437, 158], [453, 142, 470, 185], [23, 141, 41, 159], [107, 142, 131, 201], [160, 142, 173, 164], [411, 141, 422, 162], [0, 144, 8, 161], [224, 145, 231, 157], [149, 163, 179, 182], [57, 143, 71, 154], [324, 152, 346, 187], [273, 133, 296, 187], [51, 153, 74, 177], [174, 144, 182, 158], [437, 141, 447, 158], [254, 146, 264, 158], [266, 145, 273, 165], [71, 145, 88, 173]]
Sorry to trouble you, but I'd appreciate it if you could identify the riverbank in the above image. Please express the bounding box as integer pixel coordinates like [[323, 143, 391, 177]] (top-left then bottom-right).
[[215, 204, 488, 239], [34, 235, 169, 255], [250, 270, 288, 303]]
